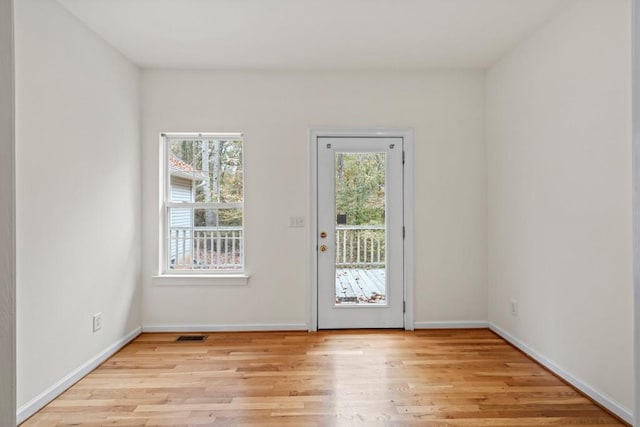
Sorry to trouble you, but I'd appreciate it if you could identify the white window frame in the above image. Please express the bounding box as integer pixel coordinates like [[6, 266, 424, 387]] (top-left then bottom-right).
[[155, 132, 249, 285]]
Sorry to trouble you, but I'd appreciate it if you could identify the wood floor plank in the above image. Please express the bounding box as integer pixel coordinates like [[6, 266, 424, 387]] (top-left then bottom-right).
[[21, 329, 628, 426]]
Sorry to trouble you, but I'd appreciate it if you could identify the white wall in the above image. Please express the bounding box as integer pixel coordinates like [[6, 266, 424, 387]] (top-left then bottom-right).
[[142, 71, 487, 328], [15, 0, 141, 415], [0, 0, 16, 425], [487, 0, 633, 416], [8, 0, 636, 422]]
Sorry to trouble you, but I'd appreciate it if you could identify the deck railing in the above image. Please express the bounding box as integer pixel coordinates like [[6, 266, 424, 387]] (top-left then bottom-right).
[[336, 225, 385, 267], [169, 225, 383, 270], [169, 226, 243, 270]]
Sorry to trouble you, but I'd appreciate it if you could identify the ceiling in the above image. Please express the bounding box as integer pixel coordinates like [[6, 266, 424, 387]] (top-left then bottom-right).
[[57, 0, 571, 70]]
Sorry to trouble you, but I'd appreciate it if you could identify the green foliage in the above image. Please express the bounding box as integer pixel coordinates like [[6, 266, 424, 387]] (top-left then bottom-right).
[[335, 153, 385, 226], [171, 139, 243, 227]]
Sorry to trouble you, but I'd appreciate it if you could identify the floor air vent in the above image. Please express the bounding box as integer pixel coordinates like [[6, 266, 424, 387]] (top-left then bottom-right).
[[176, 335, 207, 342]]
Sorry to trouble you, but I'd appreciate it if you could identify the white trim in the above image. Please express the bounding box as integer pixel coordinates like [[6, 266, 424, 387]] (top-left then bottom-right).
[[403, 133, 415, 331], [165, 202, 243, 209], [17, 327, 142, 425], [152, 274, 250, 286], [308, 128, 414, 332], [414, 321, 489, 329], [490, 323, 633, 425], [142, 323, 308, 333], [632, 1, 640, 425], [309, 129, 318, 331], [162, 132, 243, 138], [170, 168, 207, 182]]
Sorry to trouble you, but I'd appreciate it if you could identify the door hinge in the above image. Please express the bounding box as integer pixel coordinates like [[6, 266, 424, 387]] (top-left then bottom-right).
[[403, 226, 405, 239], [403, 301, 406, 313], [402, 151, 405, 164]]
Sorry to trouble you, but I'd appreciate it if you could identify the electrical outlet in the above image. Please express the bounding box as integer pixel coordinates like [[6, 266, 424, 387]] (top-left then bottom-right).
[[93, 312, 103, 332], [510, 300, 518, 316], [289, 216, 305, 228]]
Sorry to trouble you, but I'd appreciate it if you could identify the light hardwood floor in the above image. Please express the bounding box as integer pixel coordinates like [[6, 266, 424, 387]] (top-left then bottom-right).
[[22, 329, 627, 426]]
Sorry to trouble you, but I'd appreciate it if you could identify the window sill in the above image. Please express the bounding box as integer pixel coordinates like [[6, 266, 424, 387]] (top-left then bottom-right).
[[152, 273, 250, 286]]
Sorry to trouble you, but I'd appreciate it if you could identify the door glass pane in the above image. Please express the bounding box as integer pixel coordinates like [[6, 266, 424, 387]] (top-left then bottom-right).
[[334, 152, 386, 305]]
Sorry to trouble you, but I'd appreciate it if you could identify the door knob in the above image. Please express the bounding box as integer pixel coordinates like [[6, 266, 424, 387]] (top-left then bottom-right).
[[320, 244, 327, 252]]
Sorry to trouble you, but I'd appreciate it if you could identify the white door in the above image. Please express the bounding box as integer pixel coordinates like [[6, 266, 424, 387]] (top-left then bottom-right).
[[317, 137, 404, 329]]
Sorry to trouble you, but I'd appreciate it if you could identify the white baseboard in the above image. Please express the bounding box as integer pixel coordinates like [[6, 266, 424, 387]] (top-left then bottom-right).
[[17, 327, 142, 425], [489, 323, 632, 425], [414, 320, 489, 329], [142, 323, 309, 333]]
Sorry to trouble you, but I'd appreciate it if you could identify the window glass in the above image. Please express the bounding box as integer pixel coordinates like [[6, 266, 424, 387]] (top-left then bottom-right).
[[164, 135, 244, 272]]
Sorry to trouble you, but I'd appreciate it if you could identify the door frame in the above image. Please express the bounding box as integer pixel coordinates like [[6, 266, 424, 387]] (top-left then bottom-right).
[[309, 128, 414, 331], [633, 0, 640, 423]]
